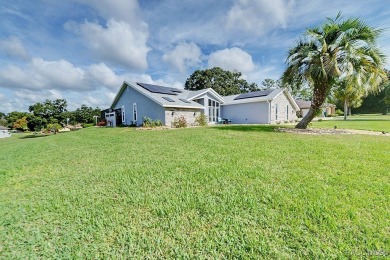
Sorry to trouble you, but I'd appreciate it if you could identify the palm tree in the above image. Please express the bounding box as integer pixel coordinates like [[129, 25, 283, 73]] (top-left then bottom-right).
[[282, 13, 387, 129]]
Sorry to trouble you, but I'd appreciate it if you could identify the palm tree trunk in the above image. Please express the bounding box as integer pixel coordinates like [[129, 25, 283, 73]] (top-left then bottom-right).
[[344, 98, 348, 120], [296, 84, 328, 129]]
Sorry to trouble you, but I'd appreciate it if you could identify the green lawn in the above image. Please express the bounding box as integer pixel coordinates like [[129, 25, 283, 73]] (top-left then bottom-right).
[[310, 114, 390, 132], [1, 125, 389, 258]]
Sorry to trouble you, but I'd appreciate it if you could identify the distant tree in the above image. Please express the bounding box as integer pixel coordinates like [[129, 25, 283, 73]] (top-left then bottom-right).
[[282, 13, 387, 129], [333, 78, 365, 120], [7, 111, 30, 128], [0, 112, 6, 127], [75, 105, 101, 124], [261, 79, 281, 89], [0, 118, 7, 127], [13, 117, 28, 131], [185, 67, 260, 96], [29, 99, 68, 129]]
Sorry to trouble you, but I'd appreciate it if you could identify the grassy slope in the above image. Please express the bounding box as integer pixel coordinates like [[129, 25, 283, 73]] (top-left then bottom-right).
[[310, 114, 390, 132], [0, 126, 389, 258]]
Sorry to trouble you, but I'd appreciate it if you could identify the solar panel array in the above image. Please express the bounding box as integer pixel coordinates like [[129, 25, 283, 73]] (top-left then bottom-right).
[[179, 98, 191, 104], [162, 96, 175, 102], [234, 89, 273, 100], [137, 82, 182, 95]]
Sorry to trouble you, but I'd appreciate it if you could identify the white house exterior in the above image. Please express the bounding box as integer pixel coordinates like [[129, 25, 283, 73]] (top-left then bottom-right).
[[106, 81, 299, 127], [222, 89, 299, 124], [0, 126, 11, 138]]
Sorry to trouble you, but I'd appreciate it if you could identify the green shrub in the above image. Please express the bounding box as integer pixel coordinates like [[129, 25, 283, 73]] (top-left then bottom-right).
[[335, 109, 344, 116], [195, 113, 208, 126], [173, 116, 187, 128], [47, 123, 62, 134], [143, 117, 163, 128]]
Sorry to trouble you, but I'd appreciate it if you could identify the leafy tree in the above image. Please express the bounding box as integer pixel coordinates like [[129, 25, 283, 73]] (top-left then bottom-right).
[[282, 13, 387, 129], [29, 99, 68, 129], [185, 67, 259, 96], [75, 105, 101, 124], [261, 79, 281, 89], [0, 112, 6, 127], [7, 111, 30, 128], [13, 117, 28, 131], [333, 78, 365, 120]]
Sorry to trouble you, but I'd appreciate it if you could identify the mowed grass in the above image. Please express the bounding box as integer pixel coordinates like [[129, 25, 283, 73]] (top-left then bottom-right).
[[0, 125, 389, 258], [310, 114, 390, 132]]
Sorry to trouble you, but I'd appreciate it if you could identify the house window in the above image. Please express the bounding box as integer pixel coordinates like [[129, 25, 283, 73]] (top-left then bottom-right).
[[208, 99, 220, 122], [286, 105, 289, 120], [275, 104, 278, 121], [122, 106, 125, 123], [133, 103, 137, 122]]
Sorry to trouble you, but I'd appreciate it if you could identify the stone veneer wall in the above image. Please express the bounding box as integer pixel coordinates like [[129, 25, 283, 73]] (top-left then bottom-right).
[[165, 108, 202, 127], [270, 92, 297, 124]]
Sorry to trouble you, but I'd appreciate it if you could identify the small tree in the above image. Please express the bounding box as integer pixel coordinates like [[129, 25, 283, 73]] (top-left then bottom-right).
[[13, 117, 29, 131]]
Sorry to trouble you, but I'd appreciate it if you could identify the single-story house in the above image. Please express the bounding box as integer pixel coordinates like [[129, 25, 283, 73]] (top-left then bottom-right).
[[295, 99, 336, 117], [0, 126, 11, 138], [105, 81, 299, 127]]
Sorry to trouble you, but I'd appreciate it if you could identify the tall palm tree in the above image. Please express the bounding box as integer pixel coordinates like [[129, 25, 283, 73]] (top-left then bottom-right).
[[283, 13, 387, 129]]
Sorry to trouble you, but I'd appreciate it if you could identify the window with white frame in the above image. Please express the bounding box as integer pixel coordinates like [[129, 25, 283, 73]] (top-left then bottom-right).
[[208, 99, 220, 122], [133, 103, 137, 122], [275, 104, 278, 120], [286, 105, 289, 120]]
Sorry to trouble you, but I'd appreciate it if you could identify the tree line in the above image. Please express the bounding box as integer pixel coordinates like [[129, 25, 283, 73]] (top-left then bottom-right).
[[0, 99, 101, 131]]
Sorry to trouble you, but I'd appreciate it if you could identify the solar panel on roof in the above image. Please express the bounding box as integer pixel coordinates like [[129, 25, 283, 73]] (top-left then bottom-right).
[[162, 96, 175, 102], [234, 89, 273, 100], [179, 98, 191, 104], [136, 82, 181, 95]]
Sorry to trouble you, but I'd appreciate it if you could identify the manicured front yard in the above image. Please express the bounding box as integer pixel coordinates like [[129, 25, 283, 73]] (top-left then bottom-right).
[[0, 125, 389, 258], [310, 114, 390, 132]]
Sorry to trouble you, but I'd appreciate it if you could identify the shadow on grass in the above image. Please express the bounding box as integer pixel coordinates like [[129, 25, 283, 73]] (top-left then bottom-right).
[[19, 134, 50, 139], [212, 124, 277, 132]]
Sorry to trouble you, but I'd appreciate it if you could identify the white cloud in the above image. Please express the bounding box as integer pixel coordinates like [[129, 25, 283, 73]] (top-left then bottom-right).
[[74, 0, 140, 24], [66, 19, 150, 70], [0, 36, 30, 60], [226, 0, 293, 36], [208, 47, 256, 73], [0, 58, 130, 92], [162, 42, 202, 72], [86, 63, 124, 90], [0, 58, 87, 90]]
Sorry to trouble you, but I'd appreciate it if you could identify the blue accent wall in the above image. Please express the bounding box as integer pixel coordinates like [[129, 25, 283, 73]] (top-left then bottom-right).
[[113, 85, 166, 126]]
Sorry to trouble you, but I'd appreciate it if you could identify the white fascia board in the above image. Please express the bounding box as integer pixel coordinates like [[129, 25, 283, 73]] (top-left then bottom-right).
[[188, 88, 225, 103], [163, 105, 204, 109], [221, 97, 271, 105]]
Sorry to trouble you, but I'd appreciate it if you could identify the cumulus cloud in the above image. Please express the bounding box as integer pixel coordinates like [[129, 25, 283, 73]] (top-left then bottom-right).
[[66, 19, 150, 70], [162, 42, 202, 72], [0, 36, 30, 60], [226, 0, 293, 36], [0, 58, 129, 92], [208, 47, 256, 73]]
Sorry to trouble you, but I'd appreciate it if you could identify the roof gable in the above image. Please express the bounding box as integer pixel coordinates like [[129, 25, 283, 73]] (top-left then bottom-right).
[[111, 81, 204, 109]]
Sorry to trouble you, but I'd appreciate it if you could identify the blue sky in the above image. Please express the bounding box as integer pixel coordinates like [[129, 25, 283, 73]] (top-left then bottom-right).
[[0, 0, 389, 113]]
